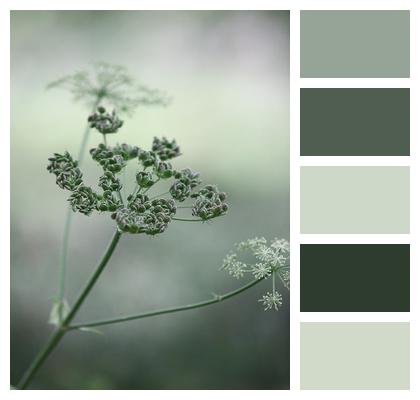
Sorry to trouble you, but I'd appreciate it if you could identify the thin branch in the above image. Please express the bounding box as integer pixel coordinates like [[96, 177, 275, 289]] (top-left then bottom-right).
[[17, 230, 122, 389], [57, 97, 102, 316], [69, 277, 264, 330], [172, 217, 202, 222]]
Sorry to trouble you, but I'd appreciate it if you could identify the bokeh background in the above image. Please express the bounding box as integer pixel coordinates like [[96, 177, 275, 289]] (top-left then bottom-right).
[[10, 11, 290, 389]]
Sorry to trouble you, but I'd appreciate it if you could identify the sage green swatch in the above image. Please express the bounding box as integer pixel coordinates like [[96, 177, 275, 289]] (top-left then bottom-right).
[[300, 88, 410, 156], [300, 10, 410, 77], [300, 167, 410, 233], [300, 322, 410, 389]]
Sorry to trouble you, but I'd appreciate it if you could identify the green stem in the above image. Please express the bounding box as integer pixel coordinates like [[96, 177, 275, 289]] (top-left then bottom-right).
[[272, 272, 276, 294], [69, 277, 263, 330], [172, 217, 202, 222], [117, 191, 124, 205], [17, 230, 122, 390], [57, 98, 102, 312], [57, 208, 71, 307]]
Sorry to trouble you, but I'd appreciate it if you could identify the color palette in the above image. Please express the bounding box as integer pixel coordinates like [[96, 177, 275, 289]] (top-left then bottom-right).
[[300, 166, 410, 234], [300, 323, 410, 389], [300, 244, 410, 312], [300, 10, 410, 78], [298, 9, 411, 391], [300, 88, 410, 156]]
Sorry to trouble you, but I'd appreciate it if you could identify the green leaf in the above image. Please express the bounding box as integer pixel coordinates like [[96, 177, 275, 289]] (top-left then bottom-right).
[[48, 299, 70, 326], [78, 327, 104, 335]]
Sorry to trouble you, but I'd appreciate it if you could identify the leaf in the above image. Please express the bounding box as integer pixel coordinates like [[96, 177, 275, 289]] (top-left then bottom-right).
[[78, 327, 104, 335], [48, 299, 70, 326]]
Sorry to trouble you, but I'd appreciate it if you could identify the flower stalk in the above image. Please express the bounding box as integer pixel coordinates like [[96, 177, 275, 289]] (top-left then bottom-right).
[[17, 230, 122, 389]]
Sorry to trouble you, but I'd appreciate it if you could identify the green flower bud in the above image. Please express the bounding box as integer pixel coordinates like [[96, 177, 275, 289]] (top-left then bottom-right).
[[169, 181, 191, 202], [56, 168, 83, 191], [112, 143, 141, 160], [136, 171, 154, 188], [88, 108, 123, 134], [191, 185, 228, 220], [152, 137, 181, 161], [114, 206, 173, 236], [96, 190, 122, 212], [174, 168, 201, 188], [138, 150, 157, 168], [47, 152, 83, 191], [99, 172, 122, 192], [128, 193, 150, 213], [155, 161, 173, 179], [68, 185, 98, 216]]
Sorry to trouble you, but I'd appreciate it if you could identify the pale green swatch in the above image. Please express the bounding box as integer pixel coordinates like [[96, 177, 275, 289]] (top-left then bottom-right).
[[300, 322, 410, 390], [300, 167, 410, 234], [300, 10, 410, 78]]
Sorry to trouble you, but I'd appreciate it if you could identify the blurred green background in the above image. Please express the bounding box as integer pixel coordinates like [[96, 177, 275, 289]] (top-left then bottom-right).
[[10, 11, 290, 389]]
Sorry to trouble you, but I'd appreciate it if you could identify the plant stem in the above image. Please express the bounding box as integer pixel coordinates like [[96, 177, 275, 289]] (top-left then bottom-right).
[[62, 230, 122, 324], [57, 98, 102, 313], [68, 277, 263, 330], [17, 230, 122, 390], [172, 217, 203, 222]]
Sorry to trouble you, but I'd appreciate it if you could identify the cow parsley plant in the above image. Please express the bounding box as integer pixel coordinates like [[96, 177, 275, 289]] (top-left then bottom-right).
[[15, 67, 289, 390]]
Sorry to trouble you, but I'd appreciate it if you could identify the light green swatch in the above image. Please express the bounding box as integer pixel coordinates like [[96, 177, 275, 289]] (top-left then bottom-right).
[[300, 322, 410, 390], [300, 10, 410, 78], [300, 167, 410, 234]]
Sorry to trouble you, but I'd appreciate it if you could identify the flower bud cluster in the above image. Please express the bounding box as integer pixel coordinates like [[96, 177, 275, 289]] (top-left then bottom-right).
[[191, 185, 228, 221], [155, 161, 174, 179], [113, 198, 176, 235], [49, 109, 229, 234], [90, 144, 127, 173], [112, 143, 141, 161], [97, 191, 122, 212], [88, 106, 123, 134], [152, 137, 181, 161], [68, 185, 99, 215], [47, 152, 83, 191], [169, 168, 201, 201], [99, 171, 122, 192], [138, 150, 157, 168], [47, 152, 98, 215]]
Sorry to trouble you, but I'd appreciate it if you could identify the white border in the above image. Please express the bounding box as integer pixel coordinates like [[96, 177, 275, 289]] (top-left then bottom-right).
[[2, 0, 419, 399]]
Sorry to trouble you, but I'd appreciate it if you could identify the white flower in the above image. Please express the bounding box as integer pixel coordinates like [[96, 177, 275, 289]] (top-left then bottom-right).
[[270, 253, 288, 268], [258, 291, 283, 311], [271, 238, 290, 254], [236, 237, 267, 251], [221, 237, 290, 311], [254, 245, 275, 262], [277, 269, 290, 290], [221, 253, 237, 270], [228, 261, 247, 279], [251, 263, 272, 279]]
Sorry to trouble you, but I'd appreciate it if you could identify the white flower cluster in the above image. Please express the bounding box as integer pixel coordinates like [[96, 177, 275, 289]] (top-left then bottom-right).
[[221, 237, 290, 311]]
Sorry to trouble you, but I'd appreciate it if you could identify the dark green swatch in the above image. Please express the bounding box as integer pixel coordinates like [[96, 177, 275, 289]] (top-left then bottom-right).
[[300, 88, 410, 156], [300, 10, 410, 78], [300, 244, 410, 312]]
